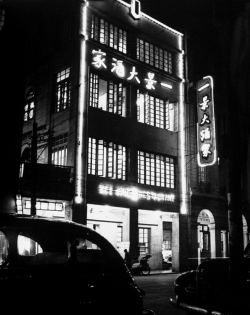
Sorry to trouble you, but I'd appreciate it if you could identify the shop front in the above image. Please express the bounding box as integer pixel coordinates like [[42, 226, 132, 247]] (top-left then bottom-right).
[[86, 177, 179, 270]]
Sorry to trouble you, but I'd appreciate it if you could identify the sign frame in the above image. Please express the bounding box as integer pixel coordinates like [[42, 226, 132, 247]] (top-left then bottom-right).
[[196, 75, 217, 167]]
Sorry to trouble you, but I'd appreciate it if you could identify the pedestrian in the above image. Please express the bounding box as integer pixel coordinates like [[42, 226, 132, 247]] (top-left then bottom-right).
[[124, 249, 132, 270]]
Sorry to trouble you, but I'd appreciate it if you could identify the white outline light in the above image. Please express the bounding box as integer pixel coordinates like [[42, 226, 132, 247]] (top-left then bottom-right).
[[198, 83, 209, 91], [197, 76, 217, 167], [161, 82, 173, 89], [76, 1, 88, 203]]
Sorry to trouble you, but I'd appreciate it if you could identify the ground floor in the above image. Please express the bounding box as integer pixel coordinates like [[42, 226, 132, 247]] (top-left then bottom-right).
[[17, 193, 250, 272]]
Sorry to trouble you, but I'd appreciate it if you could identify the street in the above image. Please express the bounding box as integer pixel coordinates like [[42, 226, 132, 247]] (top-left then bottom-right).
[[134, 273, 186, 315]]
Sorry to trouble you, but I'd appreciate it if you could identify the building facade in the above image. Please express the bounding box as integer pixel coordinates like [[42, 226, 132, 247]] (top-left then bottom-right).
[[15, 0, 187, 271]]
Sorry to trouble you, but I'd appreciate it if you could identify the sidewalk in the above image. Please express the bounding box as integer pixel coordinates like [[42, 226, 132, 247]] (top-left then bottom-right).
[[150, 269, 174, 275], [133, 269, 177, 276]]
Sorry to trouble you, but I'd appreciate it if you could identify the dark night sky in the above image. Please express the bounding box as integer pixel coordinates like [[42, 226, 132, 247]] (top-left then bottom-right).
[[0, 0, 247, 209]]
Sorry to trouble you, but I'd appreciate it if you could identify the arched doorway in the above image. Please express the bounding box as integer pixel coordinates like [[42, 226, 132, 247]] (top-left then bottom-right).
[[197, 209, 215, 264]]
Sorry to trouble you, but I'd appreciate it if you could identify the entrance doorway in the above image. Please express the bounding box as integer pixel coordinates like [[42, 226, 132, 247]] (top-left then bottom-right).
[[197, 209, 215, 264]]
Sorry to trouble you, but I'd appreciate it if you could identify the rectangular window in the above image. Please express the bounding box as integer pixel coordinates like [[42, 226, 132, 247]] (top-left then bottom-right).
[[138, 151, 175, 188], [89, 73, 127, 117], [137, 90, 178, 131], [117, 226, 123, 244], [24, 91, 35, 122], [199, 167, 206, 182], [91, 15, 127, 54], [51, 133, 68, 166], [137, 38, 173, 74], [139, 228, 150, 256], [55, 68, 71, 113], [88, 138, 127, 180]]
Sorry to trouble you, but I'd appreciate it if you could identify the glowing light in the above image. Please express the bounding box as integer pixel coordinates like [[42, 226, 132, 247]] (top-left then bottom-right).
[[178, 35, 188, 215], [198, 83, 209, 91], [161, 82, 173, 89], [99, 185, 175, 203], [196, 76, 217, 167], [130, 0, 141, 19], [76, 1, 88, 203]]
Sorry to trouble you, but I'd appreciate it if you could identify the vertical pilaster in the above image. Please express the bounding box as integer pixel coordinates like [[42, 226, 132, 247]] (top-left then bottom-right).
[[130, 207, 139, 260]]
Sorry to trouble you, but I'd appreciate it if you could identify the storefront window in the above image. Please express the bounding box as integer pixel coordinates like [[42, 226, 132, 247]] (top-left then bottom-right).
[[139, 228, 150, 256]]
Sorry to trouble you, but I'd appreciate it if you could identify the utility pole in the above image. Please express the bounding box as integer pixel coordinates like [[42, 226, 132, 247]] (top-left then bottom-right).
[[31, 121, 37, 215]]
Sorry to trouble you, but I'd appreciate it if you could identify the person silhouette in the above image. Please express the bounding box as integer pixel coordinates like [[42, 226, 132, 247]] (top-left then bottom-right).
[[124, 249, 132, 270]]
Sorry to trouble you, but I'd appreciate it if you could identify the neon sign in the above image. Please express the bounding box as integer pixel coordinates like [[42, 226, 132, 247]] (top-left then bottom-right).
[[99, 184, 175, 203], [196, 76, 216, 167], [91, 49, 172, 91], [130, 0, 141, 19]]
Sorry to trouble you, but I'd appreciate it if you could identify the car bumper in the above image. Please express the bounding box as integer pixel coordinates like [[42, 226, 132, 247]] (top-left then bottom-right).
[[143, 309, 155, 315], [169, 298, 228, 315]]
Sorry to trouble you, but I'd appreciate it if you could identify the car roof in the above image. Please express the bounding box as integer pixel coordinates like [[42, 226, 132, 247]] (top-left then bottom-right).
[[0, 213, 121, 259]]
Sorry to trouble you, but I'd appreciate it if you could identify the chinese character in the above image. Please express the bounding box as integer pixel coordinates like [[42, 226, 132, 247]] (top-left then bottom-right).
[[92, 49, 107, 69], [200, 113, 211, 125], [200, 127, 211, 142], [199, 95, 210, 111], [144, 72, 157, 90], [201, 143, 212, 158], [111, 58, 125, 78], [127, 66, 140, 83]]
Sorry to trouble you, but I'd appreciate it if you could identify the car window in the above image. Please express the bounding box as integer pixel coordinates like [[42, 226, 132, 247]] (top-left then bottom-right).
[[18, 235, 43, 256], [0, 231, 9, 266]]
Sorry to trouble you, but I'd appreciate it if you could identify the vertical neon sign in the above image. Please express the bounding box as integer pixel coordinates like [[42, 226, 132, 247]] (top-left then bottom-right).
[[196, 76, 216, 167]]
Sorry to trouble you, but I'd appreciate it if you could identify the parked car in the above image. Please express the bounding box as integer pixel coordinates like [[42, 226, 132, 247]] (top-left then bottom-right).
[[0, 213, 154, 315], [170, 245, 250, 314]]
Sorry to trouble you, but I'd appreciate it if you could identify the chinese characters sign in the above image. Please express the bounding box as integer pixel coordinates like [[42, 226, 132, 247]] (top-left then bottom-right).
[[91, 49, 173, 91], [99, 184, 175, 203], [196, 76, 216, 167]]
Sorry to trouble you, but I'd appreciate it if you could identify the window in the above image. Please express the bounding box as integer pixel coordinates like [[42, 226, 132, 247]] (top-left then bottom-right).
[[55, 68, 71, 113], [137, 90, 178, 131], [91, 15, 127, 54], [88, 138, 127, 180], [199, 225, 210, 251], [117, 226, 123, 245], [137, 38, 173, 74], [163, 222, 172, 250], [89, 73, 127, 117], [24, 90, 35, 121], [139, 228, 150, 256], [60, 19, 72, 44], [199, 167, 206, 182], [18, 235, 42, 256], [138, 151, 175, 188], [51, 133, 68, 166]]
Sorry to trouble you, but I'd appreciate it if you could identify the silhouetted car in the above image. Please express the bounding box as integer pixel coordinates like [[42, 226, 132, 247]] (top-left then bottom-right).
[[0, 213, 154, 315], [170, 245, 250, 314]]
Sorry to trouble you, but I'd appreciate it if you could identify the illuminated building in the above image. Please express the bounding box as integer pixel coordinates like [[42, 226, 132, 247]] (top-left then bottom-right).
[[7, 0, 187, 271]]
